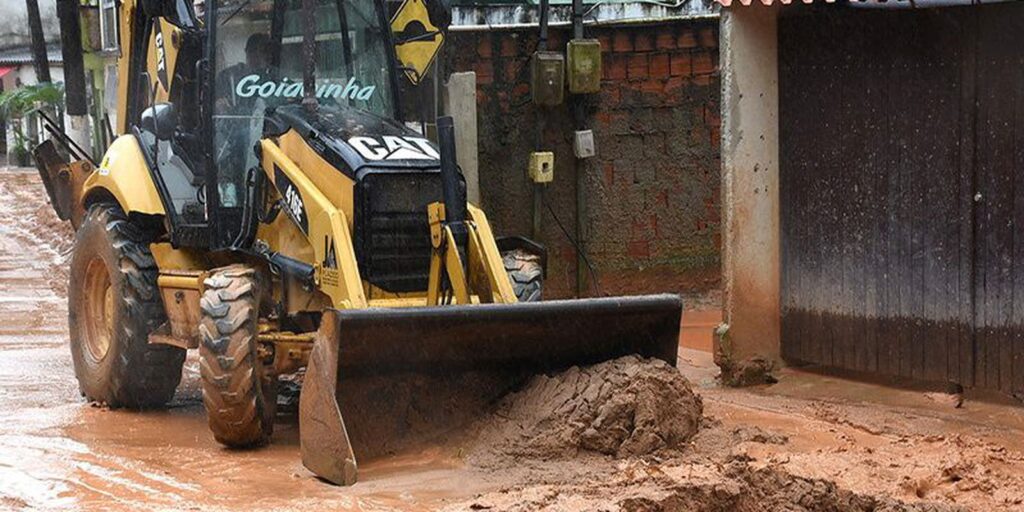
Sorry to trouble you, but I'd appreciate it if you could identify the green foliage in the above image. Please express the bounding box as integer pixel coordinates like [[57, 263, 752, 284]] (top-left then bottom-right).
[[0, 82, 65, 160], [0, 82, 64, 121]]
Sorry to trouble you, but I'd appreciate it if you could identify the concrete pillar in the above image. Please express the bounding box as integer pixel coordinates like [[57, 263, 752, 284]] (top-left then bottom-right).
[[442, 71, 480, 205], [718, 4, 781, 383], [64, 114, 92, 158]]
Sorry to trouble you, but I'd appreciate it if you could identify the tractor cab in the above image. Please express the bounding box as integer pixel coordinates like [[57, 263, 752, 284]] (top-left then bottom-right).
[[127, 0, 409, 249]]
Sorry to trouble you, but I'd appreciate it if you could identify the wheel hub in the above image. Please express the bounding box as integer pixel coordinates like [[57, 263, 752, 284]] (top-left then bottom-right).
[[83, 258, 113, 361]]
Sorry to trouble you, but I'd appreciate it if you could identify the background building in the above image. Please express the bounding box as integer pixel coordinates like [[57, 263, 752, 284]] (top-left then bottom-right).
[[719, 0, 1024, 396]]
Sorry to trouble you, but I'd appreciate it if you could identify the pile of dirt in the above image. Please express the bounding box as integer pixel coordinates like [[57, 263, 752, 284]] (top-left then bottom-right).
[[448, 456, 965, 512], [451, 445, 966, 512], [466, 356, 703, 466]]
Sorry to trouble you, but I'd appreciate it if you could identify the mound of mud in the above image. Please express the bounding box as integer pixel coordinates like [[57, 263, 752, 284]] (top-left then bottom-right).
[[452, 459, 965, 512], [468, 356, 703, 464]]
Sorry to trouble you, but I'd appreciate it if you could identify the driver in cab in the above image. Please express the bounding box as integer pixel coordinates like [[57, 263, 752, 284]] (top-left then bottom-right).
[[216, 33, 274, 112]]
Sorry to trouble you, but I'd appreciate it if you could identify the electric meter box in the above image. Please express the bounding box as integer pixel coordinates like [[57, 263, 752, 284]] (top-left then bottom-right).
[[567, 39, 602, 94], [529, 152, 555, 183], [531, 51, 565, 106]]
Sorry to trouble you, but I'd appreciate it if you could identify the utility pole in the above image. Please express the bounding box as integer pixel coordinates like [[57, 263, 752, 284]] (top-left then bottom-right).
[[26, 0, 52, 84], [57, 0, 92, 152]]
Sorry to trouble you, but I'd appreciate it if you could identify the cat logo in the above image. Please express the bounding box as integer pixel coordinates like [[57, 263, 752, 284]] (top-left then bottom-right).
[[390, 0, 444, 85], [153, 22, 169, 91], [348, 135, 440, 162]]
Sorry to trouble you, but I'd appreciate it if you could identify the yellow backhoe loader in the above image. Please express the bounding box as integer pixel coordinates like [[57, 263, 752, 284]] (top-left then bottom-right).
[[34, 0, 682, 485]]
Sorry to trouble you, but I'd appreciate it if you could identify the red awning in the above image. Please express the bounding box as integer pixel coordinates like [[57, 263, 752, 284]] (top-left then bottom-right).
[[0, 67, 14, 79]]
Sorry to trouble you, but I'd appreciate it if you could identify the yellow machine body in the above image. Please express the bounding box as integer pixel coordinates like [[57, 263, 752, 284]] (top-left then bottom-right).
[[35, 0, 684, 489]]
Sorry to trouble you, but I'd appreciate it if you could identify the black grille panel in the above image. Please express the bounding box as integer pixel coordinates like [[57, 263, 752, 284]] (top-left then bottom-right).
[[354, 171, 443, 293]]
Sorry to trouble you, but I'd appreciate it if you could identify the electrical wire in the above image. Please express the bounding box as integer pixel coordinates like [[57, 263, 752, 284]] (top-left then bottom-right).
[[541, 188, 602, 297]]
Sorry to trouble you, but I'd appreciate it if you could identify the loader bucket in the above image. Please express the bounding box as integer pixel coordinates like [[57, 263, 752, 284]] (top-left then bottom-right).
[[299, 294, 682, 485]]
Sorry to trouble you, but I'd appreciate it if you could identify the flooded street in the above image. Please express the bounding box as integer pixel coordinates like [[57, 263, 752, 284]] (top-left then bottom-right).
[[1, 168, 1023, 511], [0, 169, 493, 511]]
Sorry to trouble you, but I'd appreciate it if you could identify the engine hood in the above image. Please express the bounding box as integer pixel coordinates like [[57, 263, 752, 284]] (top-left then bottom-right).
[[268, 104, 442, 178]]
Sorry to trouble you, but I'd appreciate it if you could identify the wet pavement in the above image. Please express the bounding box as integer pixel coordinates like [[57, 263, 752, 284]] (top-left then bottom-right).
[[2, 168, 1023, 511], [0, 170, 490, 511]]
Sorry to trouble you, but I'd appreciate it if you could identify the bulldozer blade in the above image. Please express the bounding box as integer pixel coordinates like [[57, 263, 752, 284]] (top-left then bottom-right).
[[300, 293, 682, 485]]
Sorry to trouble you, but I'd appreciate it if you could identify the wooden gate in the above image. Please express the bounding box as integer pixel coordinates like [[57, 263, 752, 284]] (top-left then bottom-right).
[[779, 3, 1024, 394]]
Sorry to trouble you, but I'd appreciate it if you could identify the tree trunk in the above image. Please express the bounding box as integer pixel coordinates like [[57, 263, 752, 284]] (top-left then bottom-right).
[[25, 0, 51, 84], [56, 0, 91, 153]]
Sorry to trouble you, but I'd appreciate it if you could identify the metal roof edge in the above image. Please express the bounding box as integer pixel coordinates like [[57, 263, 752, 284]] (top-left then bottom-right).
[[450, 1, 718, 30]]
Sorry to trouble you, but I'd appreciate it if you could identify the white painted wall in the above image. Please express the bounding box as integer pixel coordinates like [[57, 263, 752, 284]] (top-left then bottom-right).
[[0, 0, 60, 50], [2, 65, 65, 91]]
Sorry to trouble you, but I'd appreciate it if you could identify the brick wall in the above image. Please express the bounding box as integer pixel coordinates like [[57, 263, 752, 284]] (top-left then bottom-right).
[[446, 21, 721, 300]]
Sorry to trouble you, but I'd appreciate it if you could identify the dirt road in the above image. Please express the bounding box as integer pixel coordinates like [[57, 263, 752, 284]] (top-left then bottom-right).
[[1, 168, 1023, 511]]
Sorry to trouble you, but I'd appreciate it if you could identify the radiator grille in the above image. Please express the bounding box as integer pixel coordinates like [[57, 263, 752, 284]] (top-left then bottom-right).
[[354, 171, 443, 293]]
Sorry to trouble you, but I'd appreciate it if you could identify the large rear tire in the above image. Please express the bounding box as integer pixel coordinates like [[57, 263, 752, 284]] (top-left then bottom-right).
[[503, 249, 543, 303], [68, 204, 185, 408], [199, 265, 274, 447]]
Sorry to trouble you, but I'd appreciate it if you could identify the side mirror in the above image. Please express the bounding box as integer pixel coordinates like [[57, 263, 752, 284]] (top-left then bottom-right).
[[141, 103, 177, 140]]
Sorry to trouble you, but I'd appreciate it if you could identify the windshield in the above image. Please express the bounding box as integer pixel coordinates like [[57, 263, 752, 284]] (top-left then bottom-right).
[[211, 0, 394, 206]]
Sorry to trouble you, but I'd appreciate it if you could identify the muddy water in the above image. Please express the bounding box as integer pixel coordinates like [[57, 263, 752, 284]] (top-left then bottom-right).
[[3, 168, 1024, 511], [0, 170, 495, 511]]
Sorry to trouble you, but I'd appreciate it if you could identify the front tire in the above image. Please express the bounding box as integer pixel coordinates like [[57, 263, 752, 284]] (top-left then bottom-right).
[[68, 204, 185, 408], [199, 265, 274, 447], [503, 249, 543, 303]]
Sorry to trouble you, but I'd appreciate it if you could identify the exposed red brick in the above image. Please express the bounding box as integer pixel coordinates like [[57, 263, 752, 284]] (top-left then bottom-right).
[[600, 85, 621, 106], [627, 240, 650, 259], [649, 53, 670, 77], [656, 32, 676, 50], [512, 82, 530, 98], [634, 32, 654, 52], [627, 54, 648, 79], [677, 29, 698, 48], [665, 76, 688, 94], [670, 53, 692, 77], [477, 37, 493, 59], [690, 126, 705, 144], [444, 26, 722, 299], [703, 105, 721, 127], [475, 60, 494, 85], [693, 52, 715, 75], [606, 55, 627, 81], [613, 32, 632, 52], [698, 27, 717, 48], [657, 190, 669, 208], [640, 79, 663, 94], [500, 38, 519, 57], [503, 60, 520, 81]]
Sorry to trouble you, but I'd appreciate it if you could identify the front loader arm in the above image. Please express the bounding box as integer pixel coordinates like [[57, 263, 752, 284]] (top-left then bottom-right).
[[425, 203, 518, 305], [259, 139, 367, 309]]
